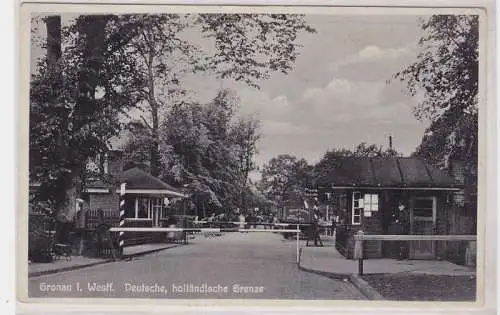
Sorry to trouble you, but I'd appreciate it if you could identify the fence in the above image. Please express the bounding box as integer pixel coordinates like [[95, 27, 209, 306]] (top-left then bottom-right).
[[352, 231, 477, 275]]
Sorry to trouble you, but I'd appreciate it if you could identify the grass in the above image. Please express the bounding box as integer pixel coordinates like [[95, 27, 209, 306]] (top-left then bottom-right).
[[361, 274, 476, 301]]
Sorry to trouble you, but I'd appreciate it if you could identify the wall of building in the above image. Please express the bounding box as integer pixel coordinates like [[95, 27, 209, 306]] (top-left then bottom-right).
[[335, 190, 384, 259], [336, 190, 455, 260]]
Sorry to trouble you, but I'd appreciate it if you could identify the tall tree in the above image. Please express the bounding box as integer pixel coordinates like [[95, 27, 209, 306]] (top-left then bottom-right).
[[230, 116, 260, 213], [119, 14, 315, 176], [261, 154, 312, 207], [393, 15, 478, 173], [119, 14, 198, 176], [30, 15, 144, 220]]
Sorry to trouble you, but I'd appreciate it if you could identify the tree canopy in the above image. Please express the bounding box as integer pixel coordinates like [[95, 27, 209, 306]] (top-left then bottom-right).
[[260, 154, 313, 207], [394, 15, 478, 171], [313, 142, 400, 178], [30, 13, 315, 218]]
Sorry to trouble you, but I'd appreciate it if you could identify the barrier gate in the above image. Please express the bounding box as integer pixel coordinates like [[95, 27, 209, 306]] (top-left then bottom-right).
[[109, 221, 313, 263]]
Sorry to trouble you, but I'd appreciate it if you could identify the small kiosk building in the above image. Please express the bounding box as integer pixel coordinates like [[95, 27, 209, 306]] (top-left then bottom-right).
[[315, 157, 461, 260]]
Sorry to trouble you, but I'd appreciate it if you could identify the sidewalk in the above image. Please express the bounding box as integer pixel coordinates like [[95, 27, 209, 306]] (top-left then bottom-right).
[[299, 245, 476, 276], [299, 244, 477, 300], [28, 243, 178, 278]]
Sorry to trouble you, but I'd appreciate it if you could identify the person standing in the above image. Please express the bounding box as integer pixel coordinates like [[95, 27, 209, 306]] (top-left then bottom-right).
[[393, 201, 410, 260]]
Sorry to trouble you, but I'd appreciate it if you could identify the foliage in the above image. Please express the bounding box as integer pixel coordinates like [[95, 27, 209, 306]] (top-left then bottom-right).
[[30, 16, 148, 211], [196, 14, 316, 88], [30, 13, 315, 216], [314, 142, 401, 178], [115, 14, 199, 176], [393, 15, 478, 171], [230, 115, 261, 210], [121, 90, 261, 216], [115, 13, 315, 175], [260, 154, 313, 206]]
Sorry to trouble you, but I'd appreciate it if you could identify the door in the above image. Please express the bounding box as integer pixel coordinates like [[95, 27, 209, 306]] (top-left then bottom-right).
[[410, 196, 436, 259], [151, 198, 162, 227]]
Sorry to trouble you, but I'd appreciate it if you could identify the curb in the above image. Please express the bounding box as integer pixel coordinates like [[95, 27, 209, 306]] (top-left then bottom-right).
[[349, 274, 385, 300], [28, 259, 113, 278], [298, 261, 354, 281], [123, 244, 179, 260], [28, 244, 179, 278], [297, 254, 385, 300]]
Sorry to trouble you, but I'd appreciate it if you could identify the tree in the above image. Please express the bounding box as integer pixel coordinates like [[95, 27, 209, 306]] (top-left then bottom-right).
[[31, 13, 315, 219], [261, 154, 313, 207], [135, 90, 261, 217], [313, 142, 401, 178], [117, 14, 198, 176], [230, 115, 260, 213], [118, 14, 315, 176], [196, 14, 316, 88], [30, 15, 144, 220], [393, 15, 478, 173]]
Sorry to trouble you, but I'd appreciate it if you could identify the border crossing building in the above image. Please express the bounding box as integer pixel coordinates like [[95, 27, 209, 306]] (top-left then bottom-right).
[[315, 157, 475, 264]]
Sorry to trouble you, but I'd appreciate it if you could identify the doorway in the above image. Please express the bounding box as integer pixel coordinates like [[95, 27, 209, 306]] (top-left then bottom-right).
[[410, 196, 437, 259]]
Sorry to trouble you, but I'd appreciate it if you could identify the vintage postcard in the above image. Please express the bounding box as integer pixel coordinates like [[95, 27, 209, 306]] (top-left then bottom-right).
[[16, 0, 496, 313]]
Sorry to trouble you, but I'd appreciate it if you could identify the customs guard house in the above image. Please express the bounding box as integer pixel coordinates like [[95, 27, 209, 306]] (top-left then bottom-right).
[[81, 150, 186, 246], [315, 157, 462, 260]]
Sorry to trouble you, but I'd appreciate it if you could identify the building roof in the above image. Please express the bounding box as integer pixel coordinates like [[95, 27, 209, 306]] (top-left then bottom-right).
[[87, 167, 185, 197], [316, 157, 458, 189]]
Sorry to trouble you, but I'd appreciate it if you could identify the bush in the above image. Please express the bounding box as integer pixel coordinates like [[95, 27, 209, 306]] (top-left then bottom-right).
[[28, 213, 54, 263]]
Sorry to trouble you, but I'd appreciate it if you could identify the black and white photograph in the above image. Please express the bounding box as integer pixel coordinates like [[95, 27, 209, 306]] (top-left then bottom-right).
[[21, 3, 487, 304]]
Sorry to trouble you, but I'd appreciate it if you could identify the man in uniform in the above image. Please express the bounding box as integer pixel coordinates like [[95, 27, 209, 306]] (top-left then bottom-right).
[[393, 201, 410, 260]]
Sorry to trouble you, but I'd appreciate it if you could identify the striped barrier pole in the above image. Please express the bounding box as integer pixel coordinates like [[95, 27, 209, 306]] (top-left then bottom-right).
[[118, 183, 126, 257]]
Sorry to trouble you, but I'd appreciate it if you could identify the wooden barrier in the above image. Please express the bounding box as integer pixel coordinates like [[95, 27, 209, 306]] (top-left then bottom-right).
[[352, 231, 477, 275]]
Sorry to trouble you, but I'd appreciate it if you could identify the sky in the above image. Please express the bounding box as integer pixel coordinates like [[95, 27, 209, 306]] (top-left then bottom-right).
[[31, 14, 431, 179]]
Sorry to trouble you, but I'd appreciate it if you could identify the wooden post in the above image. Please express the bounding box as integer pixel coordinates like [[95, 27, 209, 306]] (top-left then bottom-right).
[[354, 230, 364, 275], [134, 198, 139, 219], [296, 224, 300, 264]]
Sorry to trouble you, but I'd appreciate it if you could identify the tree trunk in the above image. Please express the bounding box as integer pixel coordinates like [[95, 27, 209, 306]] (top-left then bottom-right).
[[150, 107, 160, 177], [45, 16, 73, 225], [145, 43, 160, 177], [49, 15, 108, 226]]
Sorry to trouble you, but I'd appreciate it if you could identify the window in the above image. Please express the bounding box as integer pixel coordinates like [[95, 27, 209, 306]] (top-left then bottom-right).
[[413, 197, 435, 220], [364, 194, 379, 211], [352, 192, 362, 225], [138, 198, 149, 218]]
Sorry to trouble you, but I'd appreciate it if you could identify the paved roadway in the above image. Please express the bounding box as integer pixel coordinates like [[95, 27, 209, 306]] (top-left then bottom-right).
[[28, 232, 365, 300]]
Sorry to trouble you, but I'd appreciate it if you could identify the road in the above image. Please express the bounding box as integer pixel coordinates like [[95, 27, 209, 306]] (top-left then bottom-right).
[[28, 232, 365, 300]]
